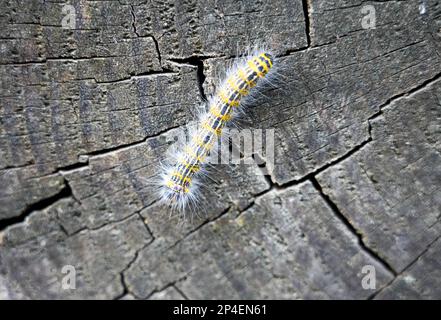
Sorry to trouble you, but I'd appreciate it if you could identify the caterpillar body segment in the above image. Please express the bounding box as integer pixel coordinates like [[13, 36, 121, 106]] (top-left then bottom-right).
[[160, 51, 275, 211]]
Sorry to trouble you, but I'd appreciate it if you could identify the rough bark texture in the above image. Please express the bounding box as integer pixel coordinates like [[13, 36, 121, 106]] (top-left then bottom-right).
[[0, 0, 440, 299]]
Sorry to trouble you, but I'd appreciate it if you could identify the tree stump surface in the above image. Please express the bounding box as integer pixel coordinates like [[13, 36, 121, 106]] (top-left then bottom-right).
[[0, 0, 440, 299]]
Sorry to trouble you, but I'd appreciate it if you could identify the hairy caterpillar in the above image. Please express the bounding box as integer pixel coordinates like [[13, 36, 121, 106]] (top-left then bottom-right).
[[159, 48, 276, 213]]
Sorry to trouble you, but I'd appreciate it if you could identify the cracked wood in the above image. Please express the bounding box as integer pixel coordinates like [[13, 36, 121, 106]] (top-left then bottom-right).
[[1, 0, 440, 299]]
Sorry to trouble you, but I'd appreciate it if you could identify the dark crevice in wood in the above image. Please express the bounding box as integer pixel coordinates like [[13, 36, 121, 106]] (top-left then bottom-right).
[[57, 162, 89, 172], [114, 237, 154, 300], [367, 71, 441, 137], [172, 284, 189, 300], [79, 123, 182, 158], [280, 46, 309, 57], [376, 71, 441, 111], [367, 233, 441, 300], [149, 35, 162, 66], [114, 273, 130, 300], [252, 153, 276, 189], [137, 212, 155, 242], [275, 137, 372, 190], [235, 137, 373, 218], [167, 206, 232, 252], [168, 56, 208, 101], [310, 176, 398, 277], [235, 200, 256, 218], [81, 140, 146, 157], [94, 70, 177, 84], [144, 275, 188, 300], [301, 0, 312, 47], [0, 181, 73, 232], [117, 263, 137, 299], [130, 5, 140, 37]]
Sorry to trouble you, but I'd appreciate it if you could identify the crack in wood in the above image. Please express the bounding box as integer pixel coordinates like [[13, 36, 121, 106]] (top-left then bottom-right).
[[144, 275, 189, 300], [166, 205, 232, 253], [0, 180, 73, 232], [310, 176, 398, 277], [368, 233, 441, 300], [130, 5, 140, 38], [301, 0, 312, 47], [375, 71, 441, 113], [114, 238, 154, 300], [168, 56, 209, 100]]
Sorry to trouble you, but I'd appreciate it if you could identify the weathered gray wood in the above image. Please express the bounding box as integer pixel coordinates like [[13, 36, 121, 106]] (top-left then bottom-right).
[[125, 182, 394, 299], [0, 0, 440, 299], [316, 80, 441, 273], [375, 236, 441, 299], [0, 199, 153, 299]]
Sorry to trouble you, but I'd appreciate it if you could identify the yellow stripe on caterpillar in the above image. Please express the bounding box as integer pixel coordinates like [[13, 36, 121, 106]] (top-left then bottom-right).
[[209, 104, 232, 121], [166, 180, 190, 194], [184, 145, 206, 163], [254, 56, 269, 74], [238, 68, 256, 88], [247, 59, 264, 78], [195, 134, 215, 151], [227, 77, 249, 95], [171, 171, 192, 183], [202, 119, 223, 135], [260, 53, 273, 68], [177, 156, 200, 173], [218, 89, 240, 107]]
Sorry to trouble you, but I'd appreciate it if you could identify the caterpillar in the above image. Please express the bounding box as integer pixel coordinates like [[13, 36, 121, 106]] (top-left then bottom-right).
[[159, 48, 276, 213]]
